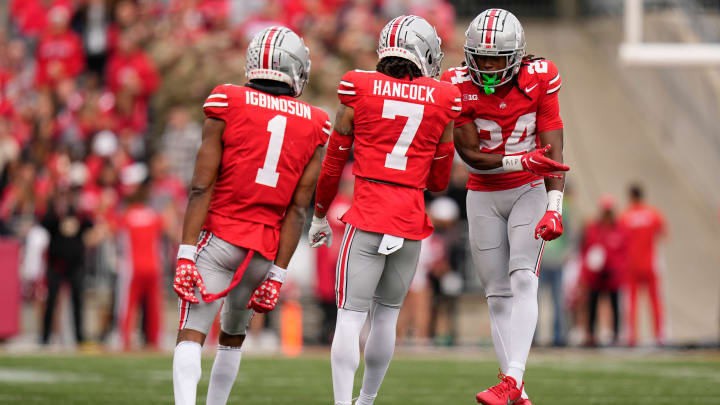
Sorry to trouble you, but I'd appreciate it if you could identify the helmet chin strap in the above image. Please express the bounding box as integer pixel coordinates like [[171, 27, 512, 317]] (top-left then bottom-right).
[[481, 73, 499, 95]]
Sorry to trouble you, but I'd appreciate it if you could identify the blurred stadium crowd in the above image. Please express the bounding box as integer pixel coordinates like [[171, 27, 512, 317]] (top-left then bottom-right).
[[0, 0, 666, 351]]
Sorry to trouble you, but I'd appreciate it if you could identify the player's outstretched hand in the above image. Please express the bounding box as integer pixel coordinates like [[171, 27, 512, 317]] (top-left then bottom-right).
[[173, 258, 208, 304], [520, 145, 569, 178], [309, 215, 332, 248], [247, 265, 287, 313], [535, 211, 563, 241]]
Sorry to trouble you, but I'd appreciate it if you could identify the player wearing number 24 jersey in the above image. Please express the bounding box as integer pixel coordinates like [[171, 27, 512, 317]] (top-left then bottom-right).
[[309, 15, 460, 405], [441, 9, 569, 405], [171, 27, 328, 405]]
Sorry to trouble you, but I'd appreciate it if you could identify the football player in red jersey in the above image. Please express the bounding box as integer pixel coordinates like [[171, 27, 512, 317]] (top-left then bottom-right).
[[171, 27, 330, 405], [619, 183, 666, 347], [440, 9, 569, 405], [309, 15, 461, 405]]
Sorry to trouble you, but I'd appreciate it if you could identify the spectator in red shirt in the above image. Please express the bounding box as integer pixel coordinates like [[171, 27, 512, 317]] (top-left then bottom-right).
[[35, 6, 86, 89], [10, 0, 72, 39], [579, 195, 627, 346], [105, 29, 160, 133], [116, 178, 176, 350], [620, 183, 666, 346]]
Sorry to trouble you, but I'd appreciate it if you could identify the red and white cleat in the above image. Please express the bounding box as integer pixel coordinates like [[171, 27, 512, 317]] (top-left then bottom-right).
[[476, 374, 523, 405], [515, 397, 532, 405]]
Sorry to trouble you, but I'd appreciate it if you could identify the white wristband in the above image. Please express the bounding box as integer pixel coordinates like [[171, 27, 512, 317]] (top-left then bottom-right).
[[311, 215, 326, 224], [177, 244, 196, 262], [547, 190, 563, 214], [501, 155, 522, 172], [267, 264, 288, 283]]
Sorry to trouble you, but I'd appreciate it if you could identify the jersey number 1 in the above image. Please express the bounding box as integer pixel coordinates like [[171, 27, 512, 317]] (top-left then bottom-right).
[[382, 100, 424, 171], [255, 115, 286, 188]]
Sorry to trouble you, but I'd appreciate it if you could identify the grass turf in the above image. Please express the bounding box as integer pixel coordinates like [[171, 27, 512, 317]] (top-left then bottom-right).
[[0, 350, 719, 404]]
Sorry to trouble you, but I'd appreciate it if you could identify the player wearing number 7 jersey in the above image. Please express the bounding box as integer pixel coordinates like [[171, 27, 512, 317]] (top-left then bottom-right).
[[310, 15, 460, 405], [171, 26, 330, 405], [440, 9, 569, 405]]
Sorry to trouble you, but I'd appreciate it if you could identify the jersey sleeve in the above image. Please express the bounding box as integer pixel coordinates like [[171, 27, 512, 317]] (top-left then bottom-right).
[[337, 71, 359, 107], [448, 85, 462, 120], [316, 109, 332, 146], [203, 85, 230, 121], [537, 60, 563, 133], [440, 68, 473, 127], [543, 60, 562, 96]]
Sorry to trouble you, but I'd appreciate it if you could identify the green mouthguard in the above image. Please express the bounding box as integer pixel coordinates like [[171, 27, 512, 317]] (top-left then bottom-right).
[[482, 74, 499, 95]]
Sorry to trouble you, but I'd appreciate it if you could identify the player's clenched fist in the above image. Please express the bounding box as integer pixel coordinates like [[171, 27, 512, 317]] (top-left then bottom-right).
[[308, 215, 332, 248], [247, 265, 287, 313], [520, 145, 569, 178], [173, 244, 207, 304], [535, 210, 563, 241]]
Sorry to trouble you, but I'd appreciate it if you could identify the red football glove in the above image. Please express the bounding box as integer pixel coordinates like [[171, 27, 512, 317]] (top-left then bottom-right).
[[520, 145, 569, 178], [173, 258, 208, 304], [535, 211, 563, 241], [247, 279, 282, 313], [247, 265, 287, 313]]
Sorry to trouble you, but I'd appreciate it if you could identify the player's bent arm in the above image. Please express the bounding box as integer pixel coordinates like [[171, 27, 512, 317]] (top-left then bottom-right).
[[452, 121, 504, 170], [313, 104, 354, 219], [180, 117, 224, 246], [539, 129, 565, 193], [426, 120, 455, 192], [275, 145, 325, 268]]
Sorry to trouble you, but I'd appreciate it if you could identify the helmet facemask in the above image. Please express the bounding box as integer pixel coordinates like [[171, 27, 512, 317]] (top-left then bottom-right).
[[463, 45, 524, 94]]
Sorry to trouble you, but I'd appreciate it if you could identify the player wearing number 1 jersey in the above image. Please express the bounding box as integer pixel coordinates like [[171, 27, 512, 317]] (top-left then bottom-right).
[[309, 16, 460, 405], [171, 27, 329, 405], [440, 9, 569, 405]]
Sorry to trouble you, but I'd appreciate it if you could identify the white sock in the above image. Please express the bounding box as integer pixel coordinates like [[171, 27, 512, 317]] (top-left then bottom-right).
[[206, 345, 242, 405], [506, 270, 539, 388], [486, 295, 512, 374], [331, 309, 368, 405], [173, 341, 202, 405], [357, 304, 400, 405]]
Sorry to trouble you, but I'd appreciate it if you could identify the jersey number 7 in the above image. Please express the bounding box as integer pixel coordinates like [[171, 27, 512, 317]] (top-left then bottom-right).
[[382, 100, 424, 171]]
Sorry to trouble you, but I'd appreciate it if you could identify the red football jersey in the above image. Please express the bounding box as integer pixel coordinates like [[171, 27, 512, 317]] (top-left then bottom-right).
[[336, 70, 461, 239], [117, 204, 164, 274], [203, 84, 331, 260], [620, 202, 665, 275], [440, 59, 564, 191]]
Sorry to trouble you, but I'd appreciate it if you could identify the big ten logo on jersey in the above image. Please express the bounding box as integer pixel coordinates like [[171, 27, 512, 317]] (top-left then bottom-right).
[[527, 60, 548, 74], [475, 112, 537, 154], [372, 79, 435, 103]]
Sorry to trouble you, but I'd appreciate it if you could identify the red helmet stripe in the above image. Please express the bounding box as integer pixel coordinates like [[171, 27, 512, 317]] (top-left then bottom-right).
[[484, 9, 499, 47], [389, 16, 406, 48], [262, 27, 279, 69]]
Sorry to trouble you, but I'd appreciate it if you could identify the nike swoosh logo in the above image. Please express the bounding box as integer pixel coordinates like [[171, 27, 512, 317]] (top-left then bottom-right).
[[525, 83, 538, 93], [529, 182, 543, 188], [339, 146, 350, 151], [386, 245, 399, 251], [529, 157, 541, 165], [433, 155, 448, 160]]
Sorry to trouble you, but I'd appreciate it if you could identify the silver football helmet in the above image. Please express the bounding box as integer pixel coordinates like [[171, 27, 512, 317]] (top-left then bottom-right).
[[246, 26, 311, 97], [377, 15, 444, 78], [464, 9, 526, 89]]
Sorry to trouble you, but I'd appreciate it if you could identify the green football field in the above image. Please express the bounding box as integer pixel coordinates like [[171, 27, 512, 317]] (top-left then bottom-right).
[[1, 350, 719, 404]]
